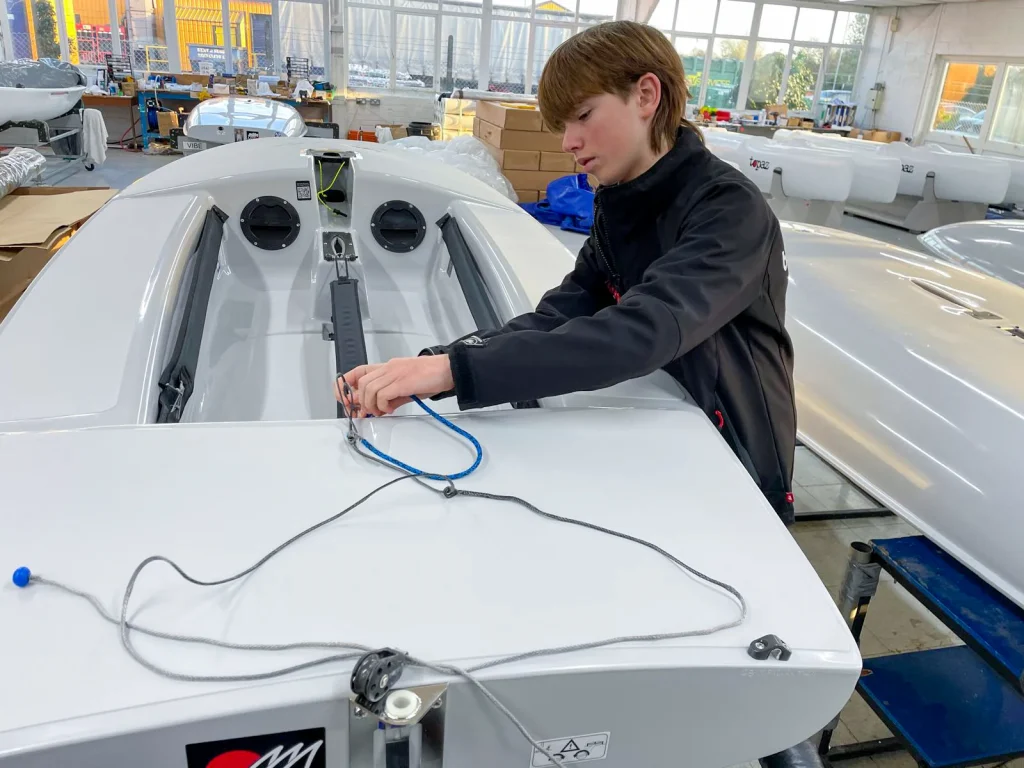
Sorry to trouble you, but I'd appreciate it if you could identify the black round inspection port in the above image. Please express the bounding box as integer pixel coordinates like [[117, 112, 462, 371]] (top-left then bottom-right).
[[370, 200, 426, 253], [239, 196, 301, 250]]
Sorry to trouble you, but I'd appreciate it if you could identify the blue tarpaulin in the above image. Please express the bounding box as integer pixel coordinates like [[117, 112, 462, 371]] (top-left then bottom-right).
[[519, 173, 594, 235]]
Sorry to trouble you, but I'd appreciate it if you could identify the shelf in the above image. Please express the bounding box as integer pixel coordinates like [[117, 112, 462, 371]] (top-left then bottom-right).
[[872, 536, 1024, 691], [860, 646, 1024, 768]]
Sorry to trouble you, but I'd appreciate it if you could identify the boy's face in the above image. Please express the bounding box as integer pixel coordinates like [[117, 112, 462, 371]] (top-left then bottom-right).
[[560, 78, 660, 186]]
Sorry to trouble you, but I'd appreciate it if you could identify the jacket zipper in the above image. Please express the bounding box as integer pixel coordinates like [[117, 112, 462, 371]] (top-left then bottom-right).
[[593, 198, 622, 294]]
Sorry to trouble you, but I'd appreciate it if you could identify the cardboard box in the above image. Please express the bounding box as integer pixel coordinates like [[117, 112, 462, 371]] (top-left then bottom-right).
[[476, 101, 544, 132], [0, 187, 117, 248], [503, 170, 573, 190], [540, 152, 574, 172], [0, 232, 70, 322], [516, 190, 540, 203], [157, 111, 179, 136], [474, 118, 564, 152], [494, 149, 541, 170], [786, 117, 802, 128], [869, 130, 901, 143], [0, 186, 113, 322], [800, 119, 815, 129]]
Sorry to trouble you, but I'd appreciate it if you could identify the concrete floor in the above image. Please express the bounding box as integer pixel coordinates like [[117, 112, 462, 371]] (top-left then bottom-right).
[[59, 149, 1020, 768]]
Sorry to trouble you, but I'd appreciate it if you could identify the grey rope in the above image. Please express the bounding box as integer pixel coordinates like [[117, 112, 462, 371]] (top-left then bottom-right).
[[22, 377, 748, 765]]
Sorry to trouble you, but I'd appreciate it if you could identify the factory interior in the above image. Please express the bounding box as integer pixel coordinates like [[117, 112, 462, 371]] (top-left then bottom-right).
[[1, 0, 1023, 767]]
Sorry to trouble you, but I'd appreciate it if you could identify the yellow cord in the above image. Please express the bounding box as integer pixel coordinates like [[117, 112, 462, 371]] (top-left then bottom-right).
[[317, 158, 345, 216]]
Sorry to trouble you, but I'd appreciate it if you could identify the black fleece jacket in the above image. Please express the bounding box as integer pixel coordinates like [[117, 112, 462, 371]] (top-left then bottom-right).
[[427, 127, 797, 523]]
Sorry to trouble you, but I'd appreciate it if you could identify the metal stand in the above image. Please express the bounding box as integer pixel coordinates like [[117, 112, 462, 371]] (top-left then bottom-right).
[[0, 106, 93, 185], [766, 168, 846, 229], [845, 173, 990, 234], [819, 537, 1024, 768]]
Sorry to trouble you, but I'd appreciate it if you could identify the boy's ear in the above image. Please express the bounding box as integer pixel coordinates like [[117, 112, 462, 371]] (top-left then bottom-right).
[[636, 72, 662, 119]]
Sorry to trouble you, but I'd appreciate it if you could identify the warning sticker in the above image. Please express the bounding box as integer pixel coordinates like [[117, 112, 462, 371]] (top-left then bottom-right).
[[531, 732, 610, 766]]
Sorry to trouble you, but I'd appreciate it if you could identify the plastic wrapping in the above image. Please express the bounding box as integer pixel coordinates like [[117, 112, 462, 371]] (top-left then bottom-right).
[[0, 148, 46, 200], [381, 135, 516, 201], [0, 58, 86, 88]]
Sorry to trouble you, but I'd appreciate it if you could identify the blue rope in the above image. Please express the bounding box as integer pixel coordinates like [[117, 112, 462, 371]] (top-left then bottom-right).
[[357, 396, 482, 481]]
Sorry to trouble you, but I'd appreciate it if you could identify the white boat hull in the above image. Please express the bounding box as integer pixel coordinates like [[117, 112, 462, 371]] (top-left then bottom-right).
[[919, 218, 1024, 288], [0, 85, 85, 124], [784, 221, 1024, 608], [0, 138, 859, 767], [181, 96, 306, 151], [548, 219, 1024, 608]]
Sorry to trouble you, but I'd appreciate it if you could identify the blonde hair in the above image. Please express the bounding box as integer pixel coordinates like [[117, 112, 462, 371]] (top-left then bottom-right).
[[537, 20, 701, 153]]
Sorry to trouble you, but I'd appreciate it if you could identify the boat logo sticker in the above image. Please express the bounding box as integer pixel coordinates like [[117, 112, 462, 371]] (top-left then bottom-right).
[[186, 727, 326, 768], [901, 163, 915, 174], [530, 732, 610, 766], [749, 157, 770, 171], [247, 130, 261, 140], [295, 181, 312, 201]]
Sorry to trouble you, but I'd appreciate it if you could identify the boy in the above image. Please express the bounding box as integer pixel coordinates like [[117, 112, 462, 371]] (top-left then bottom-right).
[[338, 21, 797, 524]]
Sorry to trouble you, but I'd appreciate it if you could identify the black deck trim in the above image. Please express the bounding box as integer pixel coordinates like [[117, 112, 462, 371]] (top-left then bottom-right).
[[155, 206, 228, 423]]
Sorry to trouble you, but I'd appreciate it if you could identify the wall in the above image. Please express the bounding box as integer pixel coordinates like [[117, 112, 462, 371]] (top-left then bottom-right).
[[855, 0, 1024, 141], [331, 93, 437, 135]]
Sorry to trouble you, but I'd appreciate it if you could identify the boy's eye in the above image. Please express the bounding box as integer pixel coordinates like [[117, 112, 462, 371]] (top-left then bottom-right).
[[578, 110, 591, 121]]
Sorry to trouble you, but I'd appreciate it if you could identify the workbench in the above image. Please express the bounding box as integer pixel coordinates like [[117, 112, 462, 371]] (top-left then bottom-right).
[[136, 90, 332, 149], [83, 94, 141, 149]]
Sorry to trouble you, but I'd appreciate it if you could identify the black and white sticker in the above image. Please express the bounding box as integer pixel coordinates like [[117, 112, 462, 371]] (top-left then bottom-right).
[[186, 727, 326, 768], [531, 732, 610, 766], [296, 180, 313, 201], [247, 130, 261, 140]]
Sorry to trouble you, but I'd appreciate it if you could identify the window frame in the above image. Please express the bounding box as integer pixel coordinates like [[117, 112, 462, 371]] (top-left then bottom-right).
[[656, 0, 867, 115], [921, 56, 1024, 157]]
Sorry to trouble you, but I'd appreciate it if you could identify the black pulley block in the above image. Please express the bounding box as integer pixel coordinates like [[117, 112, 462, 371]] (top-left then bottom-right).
[[351, 648, 405, 706]]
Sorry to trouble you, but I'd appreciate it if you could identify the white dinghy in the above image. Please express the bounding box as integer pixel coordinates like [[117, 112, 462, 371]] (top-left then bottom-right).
[[0, 138, 859, 768]]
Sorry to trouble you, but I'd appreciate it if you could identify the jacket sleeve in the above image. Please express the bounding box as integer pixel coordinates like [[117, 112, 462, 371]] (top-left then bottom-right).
[[475, 236, 611, 338], [448, 181, 778, 409], [421, 236, 610, 358]]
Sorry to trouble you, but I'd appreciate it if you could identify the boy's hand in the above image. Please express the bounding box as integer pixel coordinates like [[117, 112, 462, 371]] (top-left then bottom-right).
[[335, 356, 455, 416]]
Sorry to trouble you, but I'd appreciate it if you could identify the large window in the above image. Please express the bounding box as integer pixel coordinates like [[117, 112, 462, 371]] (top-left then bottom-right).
[[930, 62, 996, 139], [926, 58, 1024, 154], [346, 0, 612, 93], [647, 0, 868, 115], [991, 65, 1024, 145]]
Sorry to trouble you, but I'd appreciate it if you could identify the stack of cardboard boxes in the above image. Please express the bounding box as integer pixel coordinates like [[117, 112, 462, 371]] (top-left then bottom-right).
[[472, 101, 582, 203]]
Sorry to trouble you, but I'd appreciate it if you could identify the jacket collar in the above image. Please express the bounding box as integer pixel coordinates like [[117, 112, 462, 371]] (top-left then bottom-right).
[[595, 127, 707, 222]]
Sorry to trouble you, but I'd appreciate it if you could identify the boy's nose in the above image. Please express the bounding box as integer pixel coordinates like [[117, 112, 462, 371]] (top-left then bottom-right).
[[562, 126, 582, 154]]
